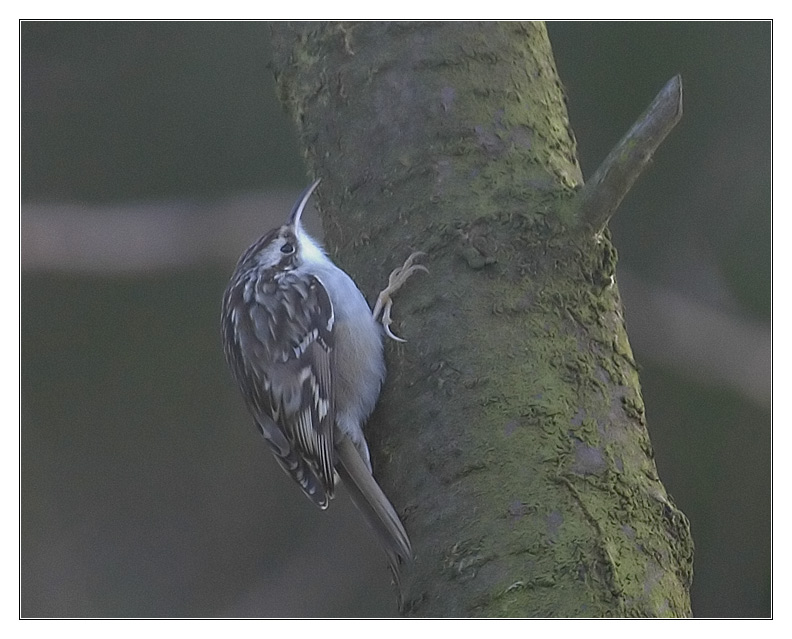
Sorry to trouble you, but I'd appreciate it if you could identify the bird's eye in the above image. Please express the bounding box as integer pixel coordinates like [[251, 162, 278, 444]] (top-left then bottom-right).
[[280, 242, 294, 255]]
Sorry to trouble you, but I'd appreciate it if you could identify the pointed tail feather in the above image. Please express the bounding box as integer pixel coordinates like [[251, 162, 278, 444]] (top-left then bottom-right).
[[335, 436, 413, 591]]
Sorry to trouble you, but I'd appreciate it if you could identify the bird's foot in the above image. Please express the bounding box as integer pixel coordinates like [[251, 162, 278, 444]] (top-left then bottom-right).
[[372, 252, 428, 342]]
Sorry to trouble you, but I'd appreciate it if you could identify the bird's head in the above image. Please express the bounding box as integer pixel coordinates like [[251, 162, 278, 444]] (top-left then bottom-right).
[[239, 179, 325, 274]]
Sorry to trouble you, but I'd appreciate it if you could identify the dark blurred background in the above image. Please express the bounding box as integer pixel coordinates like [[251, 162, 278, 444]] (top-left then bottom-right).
[[20, 22, 771, 617]]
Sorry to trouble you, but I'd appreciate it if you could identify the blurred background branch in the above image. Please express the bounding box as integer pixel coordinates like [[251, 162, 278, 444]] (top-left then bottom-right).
[[22, 197, 770, 411]]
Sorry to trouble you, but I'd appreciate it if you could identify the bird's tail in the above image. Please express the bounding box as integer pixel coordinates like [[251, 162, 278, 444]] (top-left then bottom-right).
[[335, 435, 413, 593]]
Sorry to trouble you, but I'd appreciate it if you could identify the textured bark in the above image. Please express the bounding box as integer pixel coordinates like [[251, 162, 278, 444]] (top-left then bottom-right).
[[269, 21, 693, 617]]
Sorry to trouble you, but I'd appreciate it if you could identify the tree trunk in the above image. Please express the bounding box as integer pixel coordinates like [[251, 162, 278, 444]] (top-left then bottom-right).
[[269, 21, 693, 618]]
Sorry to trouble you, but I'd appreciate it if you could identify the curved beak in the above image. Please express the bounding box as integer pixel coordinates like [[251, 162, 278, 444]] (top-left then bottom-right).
[[287, 178, 322, 227]]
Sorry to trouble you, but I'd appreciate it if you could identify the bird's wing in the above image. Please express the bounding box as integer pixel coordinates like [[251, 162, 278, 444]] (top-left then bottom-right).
[[222, 270, 336, 508]]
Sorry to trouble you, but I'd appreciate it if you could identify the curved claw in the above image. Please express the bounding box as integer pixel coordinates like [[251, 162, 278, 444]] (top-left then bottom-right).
[[400, 251, 427, 271], [384, 324, 407, 343]]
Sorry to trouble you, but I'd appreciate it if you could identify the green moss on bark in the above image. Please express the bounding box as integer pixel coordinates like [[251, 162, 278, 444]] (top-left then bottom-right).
[[270, 20, 692, 617]]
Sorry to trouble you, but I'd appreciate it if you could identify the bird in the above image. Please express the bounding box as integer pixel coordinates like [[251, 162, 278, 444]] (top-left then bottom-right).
[[221, 178, 425, 587]]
